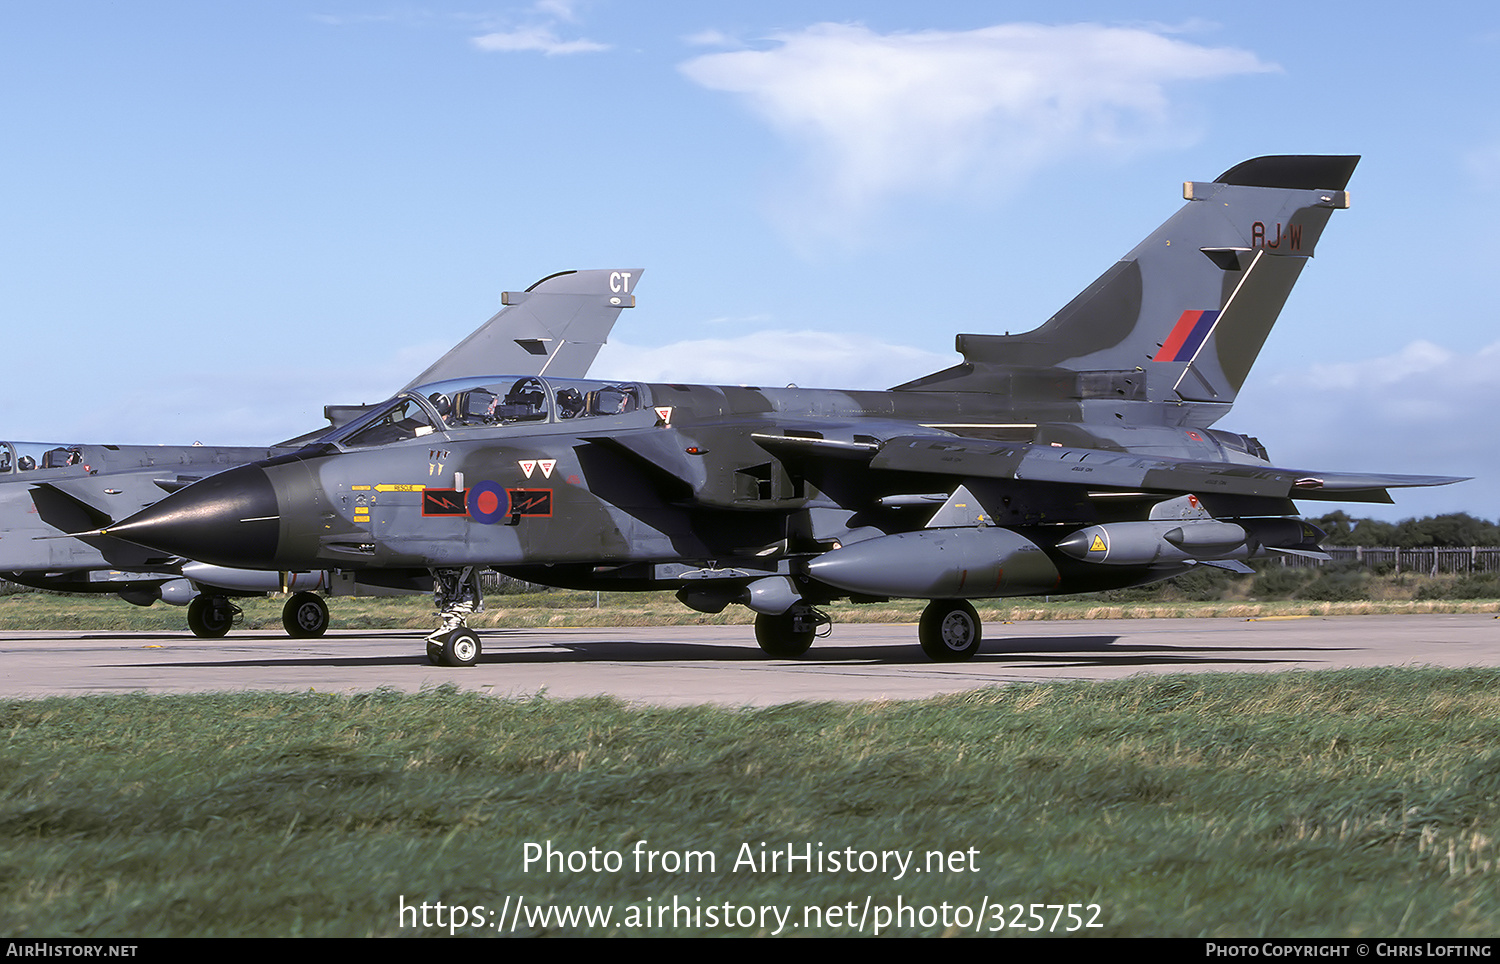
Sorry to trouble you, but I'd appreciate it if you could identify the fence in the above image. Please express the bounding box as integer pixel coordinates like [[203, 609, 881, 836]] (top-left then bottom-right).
[[1278, 547, 1500, 576]]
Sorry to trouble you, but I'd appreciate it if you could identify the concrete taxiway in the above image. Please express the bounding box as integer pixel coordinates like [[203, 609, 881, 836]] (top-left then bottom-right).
[[2, 614, 1496, 705]]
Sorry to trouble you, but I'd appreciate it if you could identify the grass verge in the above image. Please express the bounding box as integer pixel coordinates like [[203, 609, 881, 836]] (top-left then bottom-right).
[[3, 668, 1500, 936]]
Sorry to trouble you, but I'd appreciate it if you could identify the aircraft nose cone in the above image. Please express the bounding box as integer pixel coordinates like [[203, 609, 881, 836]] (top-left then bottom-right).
[[106, 465, 280, 568]]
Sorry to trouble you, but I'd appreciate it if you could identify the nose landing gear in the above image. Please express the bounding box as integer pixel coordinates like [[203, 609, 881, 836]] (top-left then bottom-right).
[[426, 567, 485, 667]]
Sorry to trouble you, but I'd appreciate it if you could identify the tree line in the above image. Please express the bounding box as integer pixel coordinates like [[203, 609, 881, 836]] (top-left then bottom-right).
[[1305, 511, 1500, 548]]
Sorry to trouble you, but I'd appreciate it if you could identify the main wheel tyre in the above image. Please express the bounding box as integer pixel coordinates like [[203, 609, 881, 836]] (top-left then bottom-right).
[[282, 592, 330, 638], [918, 599, 982, 662], [754, 611, 815, 658], [187, 595, 234, 638], [442, 628, 482, 667]]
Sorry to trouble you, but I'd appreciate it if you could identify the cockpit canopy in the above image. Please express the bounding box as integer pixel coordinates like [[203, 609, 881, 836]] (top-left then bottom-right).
[[0, 442, 85, 475], [327, 376, 645, 449]]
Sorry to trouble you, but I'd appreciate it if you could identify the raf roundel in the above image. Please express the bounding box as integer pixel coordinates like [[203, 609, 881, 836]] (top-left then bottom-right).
[[467, 481, 510, 525]]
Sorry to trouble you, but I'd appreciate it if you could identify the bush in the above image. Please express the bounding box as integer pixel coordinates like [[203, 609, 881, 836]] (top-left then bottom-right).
[[1296, 563, 1368, 602], [1168, 566, 1239, 601], [1077, 565, 1241, 603], [1416, 575, 1500, 601], [1250, 565, 1312, 600]]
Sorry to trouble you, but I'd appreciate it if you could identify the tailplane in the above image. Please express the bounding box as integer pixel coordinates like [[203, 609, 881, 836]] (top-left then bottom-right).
[[894, 156, 1357, 426]]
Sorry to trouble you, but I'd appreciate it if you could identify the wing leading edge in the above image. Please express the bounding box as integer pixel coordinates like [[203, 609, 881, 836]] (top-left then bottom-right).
[[873, 436, 1465, 505], [757, 431, 1465, 506]]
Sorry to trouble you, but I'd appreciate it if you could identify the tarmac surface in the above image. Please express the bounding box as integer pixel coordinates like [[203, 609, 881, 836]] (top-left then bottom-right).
[[2, 614, 1497, 705]]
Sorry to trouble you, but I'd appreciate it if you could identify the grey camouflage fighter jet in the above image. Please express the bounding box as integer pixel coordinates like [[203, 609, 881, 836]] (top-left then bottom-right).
[[1, 268, 639, 637], [99, 156, 1465, 666]]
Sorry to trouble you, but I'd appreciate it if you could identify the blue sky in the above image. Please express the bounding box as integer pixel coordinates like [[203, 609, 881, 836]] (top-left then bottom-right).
[[3, 2, 1497, 521]]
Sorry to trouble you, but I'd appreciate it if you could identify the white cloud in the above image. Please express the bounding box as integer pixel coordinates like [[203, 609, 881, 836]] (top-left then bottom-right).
[[313, 4, 607, 56], [310, 13, 407, 27], [1260, 340, 1500, 424], [1229, 340, 1500, 519], [470, 1, 607, 56], [472, 25, 609, 55], [589, 329, 952, 391], [680, 22, 1275, 240], [683, 28, 739, 48], [532, 0, 581, 23]]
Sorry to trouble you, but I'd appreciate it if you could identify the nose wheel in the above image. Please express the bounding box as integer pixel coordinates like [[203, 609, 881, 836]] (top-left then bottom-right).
[[427, 628, 482, 667]]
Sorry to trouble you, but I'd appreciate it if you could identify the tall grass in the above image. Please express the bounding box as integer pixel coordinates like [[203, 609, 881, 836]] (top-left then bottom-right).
[[3, 669, 1500, 936]]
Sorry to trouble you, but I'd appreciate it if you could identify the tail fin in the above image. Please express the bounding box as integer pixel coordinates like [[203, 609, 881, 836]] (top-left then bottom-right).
[[398, 268, 642, 391], [893, 156, 1357, 425]]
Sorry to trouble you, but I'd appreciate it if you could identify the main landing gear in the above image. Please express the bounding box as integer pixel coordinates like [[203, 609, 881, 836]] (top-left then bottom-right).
[[918, 599, 983, 661], [187, 594, 239, 638], [187, 592, 331, 639], [282, 592, 330, 638], [750, 599, 983, 662], [427, 567, 484, 667], [753, 604, 830, 658]]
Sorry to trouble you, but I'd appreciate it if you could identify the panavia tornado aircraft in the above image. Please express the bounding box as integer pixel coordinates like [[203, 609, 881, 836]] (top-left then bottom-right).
[[99, 156, 1464, 665], [1, 268, 640, 637]]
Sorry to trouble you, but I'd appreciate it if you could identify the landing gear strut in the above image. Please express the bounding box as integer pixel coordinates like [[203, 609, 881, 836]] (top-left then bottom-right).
[[187, 594, 239, 638], [426, 567, 484, 667]]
